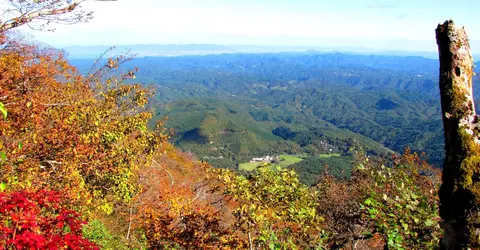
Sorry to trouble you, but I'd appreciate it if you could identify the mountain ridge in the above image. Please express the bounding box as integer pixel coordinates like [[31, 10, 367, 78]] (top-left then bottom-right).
[[62, 43, 480, 59]]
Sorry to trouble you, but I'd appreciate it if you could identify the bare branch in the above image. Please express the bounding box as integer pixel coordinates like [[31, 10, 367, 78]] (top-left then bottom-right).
[[0, 0, 93, 33]]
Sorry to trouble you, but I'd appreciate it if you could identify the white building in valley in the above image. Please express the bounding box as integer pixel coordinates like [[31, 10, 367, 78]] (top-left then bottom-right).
[[249, 155, 280, 163]]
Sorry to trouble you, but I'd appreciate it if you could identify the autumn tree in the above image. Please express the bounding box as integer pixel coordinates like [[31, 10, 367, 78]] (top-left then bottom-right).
[[0, 32, 168, 210], [0, 0, 171, 248]]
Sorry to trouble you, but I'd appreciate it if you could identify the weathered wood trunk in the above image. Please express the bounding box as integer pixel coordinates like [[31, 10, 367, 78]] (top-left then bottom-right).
[[436, 20, 480, 249]]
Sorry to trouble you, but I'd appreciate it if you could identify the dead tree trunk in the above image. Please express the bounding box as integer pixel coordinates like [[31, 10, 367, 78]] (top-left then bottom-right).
[[436, 20, 480, 249]]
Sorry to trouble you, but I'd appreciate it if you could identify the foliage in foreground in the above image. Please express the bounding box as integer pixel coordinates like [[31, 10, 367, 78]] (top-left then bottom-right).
[[0, 190, 98, 249], [0, 4, 167, 247], [315, 150, 441, 249], [0, 2, 445, 248], [213, 166, 326, 249], [0, 32, 166, 214], [360, 151, 441, 249], [134, 143, 245, 249]]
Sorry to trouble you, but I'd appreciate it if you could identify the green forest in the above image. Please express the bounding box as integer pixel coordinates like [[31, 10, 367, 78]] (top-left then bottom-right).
[[71, 52, 455, 183]]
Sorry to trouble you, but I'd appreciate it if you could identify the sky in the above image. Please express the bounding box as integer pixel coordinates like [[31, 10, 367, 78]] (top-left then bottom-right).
[[6, 0, 480, 52]]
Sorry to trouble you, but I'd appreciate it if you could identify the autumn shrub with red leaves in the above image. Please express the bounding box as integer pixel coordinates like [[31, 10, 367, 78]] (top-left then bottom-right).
[[0, 189, 98, 249]]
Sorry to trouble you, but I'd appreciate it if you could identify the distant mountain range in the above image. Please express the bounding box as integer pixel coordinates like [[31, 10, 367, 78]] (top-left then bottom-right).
[[61, 44, 480, 60]]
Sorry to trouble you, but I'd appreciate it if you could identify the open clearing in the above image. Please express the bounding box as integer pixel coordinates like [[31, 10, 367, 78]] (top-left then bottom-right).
[[239, 154, 304, 171], [319, 153, 342, 158]]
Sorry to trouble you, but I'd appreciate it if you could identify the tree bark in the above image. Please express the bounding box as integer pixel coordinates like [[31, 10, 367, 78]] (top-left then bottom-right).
[[436, 20, 480, 249]]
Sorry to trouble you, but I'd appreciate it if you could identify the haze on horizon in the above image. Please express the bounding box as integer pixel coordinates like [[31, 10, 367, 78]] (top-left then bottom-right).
[[5, 0, 480, 52]]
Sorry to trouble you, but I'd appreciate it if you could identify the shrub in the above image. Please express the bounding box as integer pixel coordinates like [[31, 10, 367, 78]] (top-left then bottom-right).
[[0, 189, 98, 249]]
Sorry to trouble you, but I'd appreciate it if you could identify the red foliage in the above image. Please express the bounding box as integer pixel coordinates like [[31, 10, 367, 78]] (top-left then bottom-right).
[[0, 190, 98, 249]]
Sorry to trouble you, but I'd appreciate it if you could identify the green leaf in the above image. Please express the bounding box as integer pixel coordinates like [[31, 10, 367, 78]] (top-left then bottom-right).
[[395, 235, 403, 242], [388, 239, 394, 246], [0, 182, 6, 192], [18, 142, 23, 150], [0, 152, 6, 162], [424, 219, 435, 227], [269, 242, 276, 250], [0, 102, 7, 120]]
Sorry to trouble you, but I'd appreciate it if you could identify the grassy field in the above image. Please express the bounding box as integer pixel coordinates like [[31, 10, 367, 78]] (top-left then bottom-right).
[[239, 154, 305, 171], [319, 153, 342, 158]]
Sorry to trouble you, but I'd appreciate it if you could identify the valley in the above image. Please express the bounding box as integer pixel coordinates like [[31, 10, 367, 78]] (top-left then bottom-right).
[[71, 52, 479, 184]]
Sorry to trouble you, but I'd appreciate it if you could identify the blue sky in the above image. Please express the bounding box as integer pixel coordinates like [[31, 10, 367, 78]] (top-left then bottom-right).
[[11, 0, 480, 51]]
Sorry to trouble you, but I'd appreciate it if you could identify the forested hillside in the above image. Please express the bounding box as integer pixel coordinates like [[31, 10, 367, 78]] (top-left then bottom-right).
[[71, 52, 472, 172]]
